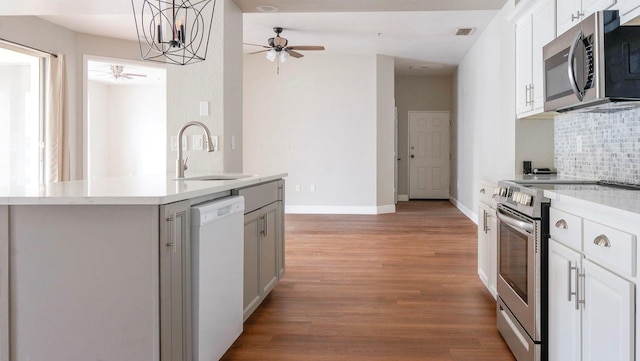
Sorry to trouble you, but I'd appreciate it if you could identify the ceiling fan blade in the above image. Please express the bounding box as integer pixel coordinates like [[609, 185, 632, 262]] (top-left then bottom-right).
[[248, 49, 270, 55], [286, 49, 304, 58], [288, 45, 325, 51], [243, 43, 270, 49], [122, 75, 134, 79], [123, 73, 147, 77]]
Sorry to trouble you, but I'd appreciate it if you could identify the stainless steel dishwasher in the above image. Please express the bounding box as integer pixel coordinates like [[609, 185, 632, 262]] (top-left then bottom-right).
[[191, 196, 245, 360]]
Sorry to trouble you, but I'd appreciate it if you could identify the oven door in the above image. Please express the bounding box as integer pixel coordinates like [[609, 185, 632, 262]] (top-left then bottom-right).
[[496, 205, 541, 342]]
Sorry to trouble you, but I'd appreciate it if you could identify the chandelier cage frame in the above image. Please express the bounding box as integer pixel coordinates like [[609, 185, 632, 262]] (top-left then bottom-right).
[[131, 0, 217, 65]]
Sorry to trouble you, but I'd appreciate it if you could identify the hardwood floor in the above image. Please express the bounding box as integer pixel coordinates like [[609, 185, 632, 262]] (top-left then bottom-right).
[[222, 201, 515, 361]]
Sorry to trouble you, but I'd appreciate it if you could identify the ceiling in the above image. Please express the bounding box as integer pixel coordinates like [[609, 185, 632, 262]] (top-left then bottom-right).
[[2, 0, 508, 75]]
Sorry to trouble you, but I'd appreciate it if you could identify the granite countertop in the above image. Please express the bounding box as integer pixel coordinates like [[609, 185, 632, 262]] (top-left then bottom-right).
[[0, 173, 287, 205], [542, 184, 640, 218]]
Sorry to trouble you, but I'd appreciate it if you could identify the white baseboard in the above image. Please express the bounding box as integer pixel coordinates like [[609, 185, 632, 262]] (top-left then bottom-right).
[[449, 196, 477, 224], [286, 204, 396, 215], [397, 194, 409, 201]]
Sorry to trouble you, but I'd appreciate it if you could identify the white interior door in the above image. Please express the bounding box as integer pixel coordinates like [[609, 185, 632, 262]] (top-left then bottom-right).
[[408, 111, 450, 199]]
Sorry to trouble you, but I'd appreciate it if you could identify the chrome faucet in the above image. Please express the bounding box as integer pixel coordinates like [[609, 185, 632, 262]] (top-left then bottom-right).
[[176, 121, 215, 178]]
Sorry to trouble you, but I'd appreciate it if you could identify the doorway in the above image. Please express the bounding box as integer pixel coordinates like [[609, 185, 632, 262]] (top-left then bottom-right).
[[408, 111, 450, 199], [85, 57, 166, 179]]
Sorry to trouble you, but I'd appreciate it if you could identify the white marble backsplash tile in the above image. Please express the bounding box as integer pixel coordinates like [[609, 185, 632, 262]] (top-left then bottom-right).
[[554, 107, 640, 184]]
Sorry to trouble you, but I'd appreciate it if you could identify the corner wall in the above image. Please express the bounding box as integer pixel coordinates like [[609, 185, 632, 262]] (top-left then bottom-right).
[[452, 0, 517, 219]]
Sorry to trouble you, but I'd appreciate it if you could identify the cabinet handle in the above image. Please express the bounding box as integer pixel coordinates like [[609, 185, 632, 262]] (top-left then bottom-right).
[[575, 265, 584, 311], [166, 216, 176, 251], [529, 84, 534, 105], [572, 11, 584, 21], [525, 84, 530, 106], [578, 271, 586, 309], [480, 188, 485, 194], [568, 261, 578, 303], [264, 213, 269, 237], [555, 219, 568, 230], [593, 234, 611, 248]]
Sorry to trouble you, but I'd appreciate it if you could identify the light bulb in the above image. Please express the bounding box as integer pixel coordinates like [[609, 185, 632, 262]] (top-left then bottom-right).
[[279, 51, 289, 63], [266, 49, 276, 62]]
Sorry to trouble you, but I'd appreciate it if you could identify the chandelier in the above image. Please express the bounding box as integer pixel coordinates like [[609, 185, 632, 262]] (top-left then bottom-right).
[[131, 0, 217, 65]]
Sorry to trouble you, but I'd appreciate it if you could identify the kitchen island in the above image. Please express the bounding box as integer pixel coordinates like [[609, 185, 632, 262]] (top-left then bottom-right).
[[0, 173, 286, 361]]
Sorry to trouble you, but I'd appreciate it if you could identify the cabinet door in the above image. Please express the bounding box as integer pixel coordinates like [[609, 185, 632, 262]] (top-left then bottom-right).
[[582, 259, 634, 361], [260, 202, 279, 296], [243, 210, 261, 321], [557, 0, 583, 35], [160, 200, 192, 361], [478, 203, 496, 298], [582, 0, 616, 19], [548, 239, 581, 361], [276, 201, 285, 279], [516, 15, 533, 116], [532, 0, 556, 110], [617, 0, 640, 15]]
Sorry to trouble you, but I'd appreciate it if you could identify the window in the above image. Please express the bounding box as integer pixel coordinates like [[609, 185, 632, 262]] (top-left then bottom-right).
[[0, 43, 45, 189]]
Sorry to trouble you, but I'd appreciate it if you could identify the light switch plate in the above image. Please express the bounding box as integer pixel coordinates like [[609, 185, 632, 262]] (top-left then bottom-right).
[[199, 101, 209, 117]]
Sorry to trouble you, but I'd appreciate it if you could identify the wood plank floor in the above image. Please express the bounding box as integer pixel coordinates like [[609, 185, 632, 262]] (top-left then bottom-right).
[[222, 201, 515, 361]]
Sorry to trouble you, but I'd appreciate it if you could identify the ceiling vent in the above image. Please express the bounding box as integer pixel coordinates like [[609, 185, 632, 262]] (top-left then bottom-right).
[[455, 28, 476, 36]]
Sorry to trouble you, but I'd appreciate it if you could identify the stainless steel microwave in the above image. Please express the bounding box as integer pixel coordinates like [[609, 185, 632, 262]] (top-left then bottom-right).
[[543, 10, 640, 113]]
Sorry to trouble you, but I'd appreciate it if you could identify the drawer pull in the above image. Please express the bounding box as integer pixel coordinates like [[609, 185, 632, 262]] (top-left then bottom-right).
[[555, 219, 568, 230], [593, 234, 611, 248]]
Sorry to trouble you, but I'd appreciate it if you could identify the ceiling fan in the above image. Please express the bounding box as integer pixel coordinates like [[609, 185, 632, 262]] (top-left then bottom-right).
[[244, 27, 325, 62], [90, 65, 148, 81]]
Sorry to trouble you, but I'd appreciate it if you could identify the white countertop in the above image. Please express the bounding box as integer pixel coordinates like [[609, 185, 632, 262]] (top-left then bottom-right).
[[542, 184, 640, 218], [0, 173, 287, 205]]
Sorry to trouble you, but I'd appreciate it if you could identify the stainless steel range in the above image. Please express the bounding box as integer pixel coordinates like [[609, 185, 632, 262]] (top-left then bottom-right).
[[493, 180, 550, 361], [493, 176, 640, 361]]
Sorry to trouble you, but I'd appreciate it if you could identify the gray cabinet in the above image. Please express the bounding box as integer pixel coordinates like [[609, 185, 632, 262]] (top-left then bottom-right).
[[235, 180, 285, 321], [160, 200, 192, 361]]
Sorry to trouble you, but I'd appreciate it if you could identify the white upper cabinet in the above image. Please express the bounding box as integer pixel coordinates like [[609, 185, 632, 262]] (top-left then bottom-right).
[[614, 0, 640, 22], [557, 0, 616, 35], [514, 0, 556, 118]]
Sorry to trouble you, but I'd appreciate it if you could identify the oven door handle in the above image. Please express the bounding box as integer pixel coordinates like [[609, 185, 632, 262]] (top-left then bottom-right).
[[496, 208, 534, 234]]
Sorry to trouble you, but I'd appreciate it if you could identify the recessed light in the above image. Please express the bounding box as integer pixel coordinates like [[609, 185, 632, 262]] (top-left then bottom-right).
[[256, 5, 279, 13]]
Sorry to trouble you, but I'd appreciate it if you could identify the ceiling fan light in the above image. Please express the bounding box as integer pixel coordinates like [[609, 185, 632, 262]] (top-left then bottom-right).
[[266, 49, 277, 62], [279, 51, 289, 63]]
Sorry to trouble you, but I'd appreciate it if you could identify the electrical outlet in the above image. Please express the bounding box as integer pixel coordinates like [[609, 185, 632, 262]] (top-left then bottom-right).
[[295, 184, 301, 192], [310, 184, 316, 192], [193, 134, 204, 150], [171, 136, 177, 151]]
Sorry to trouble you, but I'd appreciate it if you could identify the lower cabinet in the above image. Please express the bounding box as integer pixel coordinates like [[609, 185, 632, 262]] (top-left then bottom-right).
[[549, 239, 635, 361], [478, 202, 497, 298], [477, 181, 497, 298], [160, 200, 193, 361], [243, 201, 281, 320], [235, 180, 285, 321]]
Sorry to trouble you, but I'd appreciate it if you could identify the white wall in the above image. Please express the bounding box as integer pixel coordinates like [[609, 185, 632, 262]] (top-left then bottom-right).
[[166, 0, 243, 176], [394, 75, 452, 196], [244, 52, 397, 214], [87, 81, 109, 178], [88, 82, 166, 178], [452, 0, 517, 218], [376, 55, 396, 212]]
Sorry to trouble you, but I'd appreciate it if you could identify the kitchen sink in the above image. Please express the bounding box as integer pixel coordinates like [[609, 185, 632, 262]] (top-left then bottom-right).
[[176, 174, 252, 181]]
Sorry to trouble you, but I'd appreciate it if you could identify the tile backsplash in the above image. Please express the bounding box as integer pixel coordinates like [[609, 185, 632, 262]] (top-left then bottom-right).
[[555, 107, 640, 184]]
